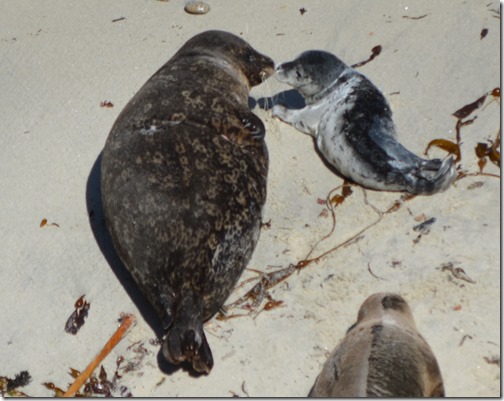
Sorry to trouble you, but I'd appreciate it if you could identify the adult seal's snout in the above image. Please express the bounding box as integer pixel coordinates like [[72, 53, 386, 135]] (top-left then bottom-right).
[[101, 30, 273, 374]]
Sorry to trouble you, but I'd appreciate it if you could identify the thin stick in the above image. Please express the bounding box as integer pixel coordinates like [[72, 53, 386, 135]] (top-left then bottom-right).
[[63, 314, 136, 397]]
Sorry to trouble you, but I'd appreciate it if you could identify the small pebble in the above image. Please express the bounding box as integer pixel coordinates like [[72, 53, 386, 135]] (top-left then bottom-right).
[[184, 1, 210, 15]]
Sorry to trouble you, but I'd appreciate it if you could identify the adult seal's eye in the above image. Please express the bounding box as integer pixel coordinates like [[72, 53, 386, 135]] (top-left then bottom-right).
[[244, 50, 256, 63]]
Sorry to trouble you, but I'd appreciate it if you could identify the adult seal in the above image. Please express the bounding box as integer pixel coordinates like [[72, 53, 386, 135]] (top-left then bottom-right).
[[101, 30, 274, 374], [272, 51, 456, 195], [309, 293, 445, 397]]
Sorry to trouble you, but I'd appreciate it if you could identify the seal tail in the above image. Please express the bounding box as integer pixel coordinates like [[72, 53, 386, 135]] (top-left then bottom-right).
[[409, 156, 456, 195], [161, 298, 214, 374], [162, 323, 213, 373]]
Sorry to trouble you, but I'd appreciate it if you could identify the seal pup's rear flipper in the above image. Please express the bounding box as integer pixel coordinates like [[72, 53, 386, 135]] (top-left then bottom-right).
[[409, 156, 456, 195]]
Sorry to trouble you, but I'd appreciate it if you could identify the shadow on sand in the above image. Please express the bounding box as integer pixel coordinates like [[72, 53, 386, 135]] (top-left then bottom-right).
[[256, 88, 306, 111]]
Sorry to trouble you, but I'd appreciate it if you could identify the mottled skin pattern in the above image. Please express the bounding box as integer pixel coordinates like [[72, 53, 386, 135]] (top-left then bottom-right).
[[272, 51, 456, 195], [101, 31, 274, 373], [309, 293, 445, 397]]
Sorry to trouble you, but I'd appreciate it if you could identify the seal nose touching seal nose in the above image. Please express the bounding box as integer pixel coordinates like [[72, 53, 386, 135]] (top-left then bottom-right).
[[101, 30, 273, 374], [272, 50, 457, 195]]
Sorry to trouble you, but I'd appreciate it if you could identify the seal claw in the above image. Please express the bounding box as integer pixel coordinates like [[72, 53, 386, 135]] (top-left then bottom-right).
[[240, 112, 266, 140]]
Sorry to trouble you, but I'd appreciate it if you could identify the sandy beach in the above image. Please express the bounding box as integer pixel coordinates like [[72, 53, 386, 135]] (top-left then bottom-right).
[[0, 0, 500, 397]]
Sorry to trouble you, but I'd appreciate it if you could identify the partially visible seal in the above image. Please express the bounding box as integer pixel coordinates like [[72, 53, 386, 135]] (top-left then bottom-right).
[[309, 293, 445, 397], [272, 50, 456, 195], [101, 30, 274, 373]]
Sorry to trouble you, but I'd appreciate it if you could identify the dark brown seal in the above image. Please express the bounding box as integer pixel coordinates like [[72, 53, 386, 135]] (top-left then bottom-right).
[[309, 293, 445, 397], [101, 30, 274, 374]]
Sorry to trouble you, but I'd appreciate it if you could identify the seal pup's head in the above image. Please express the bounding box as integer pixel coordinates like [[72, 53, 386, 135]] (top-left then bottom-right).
[[174, 30, 274, 88], [275, 50, 347, 101]]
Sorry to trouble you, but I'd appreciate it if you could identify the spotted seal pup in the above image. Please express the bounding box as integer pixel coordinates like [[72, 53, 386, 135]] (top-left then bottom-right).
[[272, 50, 456, 195], [101, 30, 274, 373], [309, 293, 445, 397]]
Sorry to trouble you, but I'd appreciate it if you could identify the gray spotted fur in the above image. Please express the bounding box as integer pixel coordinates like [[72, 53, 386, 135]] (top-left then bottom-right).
[[272, 50, 456, 195], [101, 30, 274, 373]]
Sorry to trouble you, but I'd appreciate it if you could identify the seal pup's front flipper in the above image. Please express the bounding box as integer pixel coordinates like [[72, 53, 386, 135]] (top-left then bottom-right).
[[272, 102, 325, 136]]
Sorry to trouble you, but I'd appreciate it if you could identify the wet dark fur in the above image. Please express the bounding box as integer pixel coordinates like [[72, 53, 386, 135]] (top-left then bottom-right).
[[101, 30, 273, 373]]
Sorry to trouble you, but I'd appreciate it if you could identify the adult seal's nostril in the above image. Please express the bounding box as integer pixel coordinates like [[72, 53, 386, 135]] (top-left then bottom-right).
[[101, 30, 273, 374]]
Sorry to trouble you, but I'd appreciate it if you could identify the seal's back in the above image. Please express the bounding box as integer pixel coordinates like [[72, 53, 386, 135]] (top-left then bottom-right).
[[101, 30, 273, 373]]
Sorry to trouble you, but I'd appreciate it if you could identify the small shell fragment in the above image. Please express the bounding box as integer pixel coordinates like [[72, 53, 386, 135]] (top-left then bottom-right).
[[184, 1, 210, 15]]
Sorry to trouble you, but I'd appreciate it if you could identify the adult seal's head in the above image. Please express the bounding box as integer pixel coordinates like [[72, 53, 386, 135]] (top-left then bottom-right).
[[174, 30, 273, 87], [101, 30, 274, 374], [309, 293, 445, 397]]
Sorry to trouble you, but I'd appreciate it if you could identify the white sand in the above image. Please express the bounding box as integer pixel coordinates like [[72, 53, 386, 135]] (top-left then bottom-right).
[[0, 0, 500, 397]]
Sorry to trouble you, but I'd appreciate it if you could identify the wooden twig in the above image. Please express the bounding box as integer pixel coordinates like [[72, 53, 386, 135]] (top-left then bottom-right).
[[63, 314, 136, 397]]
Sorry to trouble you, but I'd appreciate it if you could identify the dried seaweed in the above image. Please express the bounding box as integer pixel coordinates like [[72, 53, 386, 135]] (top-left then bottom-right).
[[438, 262, 476, 284], [40, 218, 60, 228], [424, 139, 461, 162], [100, 100, 114, 108], [351, 45, 382, 68], [475, 129, 500, 172], [453, 93, 488, 120], [483, 355, 500, 367], [412, 217, 436, 244], [43, 363, 133, 398], [413, 217, 436, 234], [220, 188, 415, 317], [65, 295, 90, 335], [34, 314, 137, 397], [402, 14, 429, 20], [425, 86, 499, 180], [0, 371, 32, 396]]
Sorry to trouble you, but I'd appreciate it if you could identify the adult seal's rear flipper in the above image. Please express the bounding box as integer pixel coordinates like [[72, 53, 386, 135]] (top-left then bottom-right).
[[162, 323, 213, 374]]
